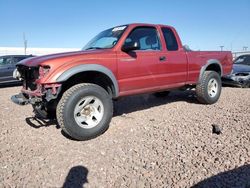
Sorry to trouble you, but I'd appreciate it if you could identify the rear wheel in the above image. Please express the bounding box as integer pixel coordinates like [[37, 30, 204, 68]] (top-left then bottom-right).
[[56, 83, 113, 141], [196, 71, 222, 104]]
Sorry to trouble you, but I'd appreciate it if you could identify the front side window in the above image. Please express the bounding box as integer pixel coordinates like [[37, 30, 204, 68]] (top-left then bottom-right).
[[0, 57, 11, 66], [82, 25, 127, 50], [161, 27, 178, 51], [124, 27, 161, 50]]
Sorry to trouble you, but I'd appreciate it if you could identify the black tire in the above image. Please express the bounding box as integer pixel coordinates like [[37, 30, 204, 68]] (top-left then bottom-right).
[[56, 83, 113, 141], [154, 91, 170, 97], [196, 71, 222, 104]]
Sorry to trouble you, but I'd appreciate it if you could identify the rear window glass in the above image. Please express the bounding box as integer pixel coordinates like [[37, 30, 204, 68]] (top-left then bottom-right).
[[161, 27, 178, 51], [234, 55, 250, 65]]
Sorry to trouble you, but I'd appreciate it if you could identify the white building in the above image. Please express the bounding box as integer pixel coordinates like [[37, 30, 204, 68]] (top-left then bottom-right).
[[0, 47, 80, 56]]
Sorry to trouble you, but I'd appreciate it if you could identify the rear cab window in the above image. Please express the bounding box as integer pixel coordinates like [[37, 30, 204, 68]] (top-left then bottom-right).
[[124, 27, 162, 51], [161, 27, 178, 51]]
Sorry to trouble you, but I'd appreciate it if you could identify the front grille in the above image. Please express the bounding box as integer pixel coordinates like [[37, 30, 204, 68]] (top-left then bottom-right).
[[17, 65, 39, 91]]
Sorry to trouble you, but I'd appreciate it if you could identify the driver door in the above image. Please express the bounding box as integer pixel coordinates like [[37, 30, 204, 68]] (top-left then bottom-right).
[[117, 27, 162, 95]]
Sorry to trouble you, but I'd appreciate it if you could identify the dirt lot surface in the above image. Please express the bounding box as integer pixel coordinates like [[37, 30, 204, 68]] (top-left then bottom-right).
[[0, 86, 250, 187]]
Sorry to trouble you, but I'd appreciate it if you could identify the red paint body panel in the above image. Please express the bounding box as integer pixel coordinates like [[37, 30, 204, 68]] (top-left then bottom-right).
[[186, 51, 232, 83], [18, 23, 233, 97]]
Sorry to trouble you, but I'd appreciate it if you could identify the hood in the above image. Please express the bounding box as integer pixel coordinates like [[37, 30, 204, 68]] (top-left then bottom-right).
[[17, 50, 112, 67], [233, 64, 250, 73]]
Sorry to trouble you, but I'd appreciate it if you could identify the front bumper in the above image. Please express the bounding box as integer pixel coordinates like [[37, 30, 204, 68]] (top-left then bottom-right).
[[222, 77, 250, 87], [11, 93, 29, 105], [11, 83, 62, 106], [222, 78, 243, 87], [11, 93, 42, 106]]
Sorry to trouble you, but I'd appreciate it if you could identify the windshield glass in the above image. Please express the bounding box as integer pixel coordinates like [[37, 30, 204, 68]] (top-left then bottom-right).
[[82, 25, 127, 50], [234, 55, 250, 65]]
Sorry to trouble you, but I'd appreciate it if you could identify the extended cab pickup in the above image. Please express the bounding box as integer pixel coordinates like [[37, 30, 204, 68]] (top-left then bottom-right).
[[11, 23, 233, 140]]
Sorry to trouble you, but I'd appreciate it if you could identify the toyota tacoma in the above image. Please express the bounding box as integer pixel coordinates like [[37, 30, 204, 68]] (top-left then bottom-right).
[[11, 23, 233, 140]]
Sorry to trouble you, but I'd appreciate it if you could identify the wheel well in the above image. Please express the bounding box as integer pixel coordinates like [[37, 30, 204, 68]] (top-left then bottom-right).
[[205, 63, 221, 75], [61, 71, 116, 97]]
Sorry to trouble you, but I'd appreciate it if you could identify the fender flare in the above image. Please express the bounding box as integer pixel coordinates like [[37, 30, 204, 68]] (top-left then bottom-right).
[[56, 64, 119, 97], [198, 59, 223, 83]]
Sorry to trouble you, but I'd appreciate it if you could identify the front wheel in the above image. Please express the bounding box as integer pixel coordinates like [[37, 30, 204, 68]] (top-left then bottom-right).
[[56, 83, 113, 141], [196, 71, 222, 104]]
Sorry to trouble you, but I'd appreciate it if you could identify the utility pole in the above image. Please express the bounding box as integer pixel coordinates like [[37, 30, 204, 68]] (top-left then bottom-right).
[[243, 46, 248, 51], [23, 33, 27, 55], [219, 46, 224, 51]]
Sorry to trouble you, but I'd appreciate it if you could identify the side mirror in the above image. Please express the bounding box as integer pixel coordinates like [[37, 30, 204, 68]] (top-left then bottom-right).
[[122, 41, 140, 52]]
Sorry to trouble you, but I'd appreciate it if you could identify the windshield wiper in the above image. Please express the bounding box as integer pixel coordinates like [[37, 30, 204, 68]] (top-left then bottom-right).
[[84, 47, 103, 50]]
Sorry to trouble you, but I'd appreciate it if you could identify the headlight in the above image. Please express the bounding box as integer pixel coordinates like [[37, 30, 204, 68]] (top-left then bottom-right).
[[13, 68, 22, 80], [39, 66, 50, 78]]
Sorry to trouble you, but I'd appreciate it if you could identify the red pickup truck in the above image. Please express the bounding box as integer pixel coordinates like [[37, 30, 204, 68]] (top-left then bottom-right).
[[11, 23, 232, 140]]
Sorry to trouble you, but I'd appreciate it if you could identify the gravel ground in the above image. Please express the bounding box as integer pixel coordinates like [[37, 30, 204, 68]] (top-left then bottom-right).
[[0, 86, 250, 188]]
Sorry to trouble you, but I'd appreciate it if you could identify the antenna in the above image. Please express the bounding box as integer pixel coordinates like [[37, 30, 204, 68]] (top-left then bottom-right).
[[23, 33, 28, 55]]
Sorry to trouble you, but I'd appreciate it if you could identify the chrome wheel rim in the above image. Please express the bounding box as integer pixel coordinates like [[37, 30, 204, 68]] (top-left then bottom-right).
[[74, 96, 104, 129], [207, 78, 218, 98]]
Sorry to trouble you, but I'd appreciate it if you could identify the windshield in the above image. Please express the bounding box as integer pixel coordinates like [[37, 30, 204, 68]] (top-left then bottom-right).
[[234, 55, 250, 65], [82, 25, 127, 50]]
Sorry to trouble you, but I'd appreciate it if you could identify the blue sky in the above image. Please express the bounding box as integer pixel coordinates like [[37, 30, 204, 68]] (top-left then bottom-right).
[[0, 0, 249, 51]]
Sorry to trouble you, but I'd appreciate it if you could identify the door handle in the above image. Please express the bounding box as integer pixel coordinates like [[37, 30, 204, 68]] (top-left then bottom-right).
[[159, 56, 166, 61]]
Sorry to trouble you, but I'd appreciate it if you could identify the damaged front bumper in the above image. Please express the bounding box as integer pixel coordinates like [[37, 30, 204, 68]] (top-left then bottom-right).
[[222, 73, 250, 88], [11, 93, 41, 106], [11, 83, 62, 106], [11, 64, 62, 106]]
